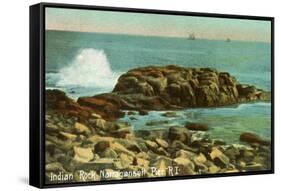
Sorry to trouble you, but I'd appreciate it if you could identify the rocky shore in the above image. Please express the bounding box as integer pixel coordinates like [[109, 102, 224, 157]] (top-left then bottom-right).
[[45, 88, 271, 184], [78, 65, 271, 112]]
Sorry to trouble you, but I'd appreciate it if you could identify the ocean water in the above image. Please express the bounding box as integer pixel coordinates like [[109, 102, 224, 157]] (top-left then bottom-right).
[[46, 30, 272, 143]]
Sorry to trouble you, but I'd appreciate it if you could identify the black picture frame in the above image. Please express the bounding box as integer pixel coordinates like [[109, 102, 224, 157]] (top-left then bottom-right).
[[30, 2, 275, 188]]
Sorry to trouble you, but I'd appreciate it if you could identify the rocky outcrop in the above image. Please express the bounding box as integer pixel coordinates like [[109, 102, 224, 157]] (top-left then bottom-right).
[[80, 65, 271, 111], [77, 96, 125, 120], [46, 89, 124, 121]]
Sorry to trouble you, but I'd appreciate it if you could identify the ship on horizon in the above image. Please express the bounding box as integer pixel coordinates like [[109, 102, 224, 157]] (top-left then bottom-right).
[[188, 33, 196, 40]]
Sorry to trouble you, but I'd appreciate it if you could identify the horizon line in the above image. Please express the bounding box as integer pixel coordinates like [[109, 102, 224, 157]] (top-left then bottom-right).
[[45, 29, 271, 43]]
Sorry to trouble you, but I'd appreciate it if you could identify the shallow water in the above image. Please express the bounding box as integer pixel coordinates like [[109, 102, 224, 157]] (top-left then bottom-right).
[[120, 102, 271, 144]]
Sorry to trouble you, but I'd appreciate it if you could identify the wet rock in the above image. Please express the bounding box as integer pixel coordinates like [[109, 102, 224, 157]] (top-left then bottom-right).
[[129, 116, 137, 120], [146, 120, 169, 126], [161, 111, 179, 117], [185, 123, 209, 131], [190, 131, 209, 145], [212, 139, 226, 146], [127, 111, 137, 115], [241, 150, 255, 163], [138, 110, 149, 115], [168, 126, 192, 145], [94, 140, 110, 152], [110, 127, 132, 138], [240, 132, 270, 146], [224, 145, 240, 161], [170, 140, 198, 153]]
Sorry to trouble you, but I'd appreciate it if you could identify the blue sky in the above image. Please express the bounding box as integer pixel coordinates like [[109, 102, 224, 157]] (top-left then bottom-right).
[[46, 7, 271, 42]]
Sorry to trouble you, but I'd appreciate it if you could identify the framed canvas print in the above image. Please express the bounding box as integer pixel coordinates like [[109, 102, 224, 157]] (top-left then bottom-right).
[[29, 2, 274, 188]]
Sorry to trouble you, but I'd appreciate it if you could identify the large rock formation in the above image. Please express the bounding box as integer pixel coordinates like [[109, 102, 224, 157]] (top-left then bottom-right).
[[79, 65, 270, 111]]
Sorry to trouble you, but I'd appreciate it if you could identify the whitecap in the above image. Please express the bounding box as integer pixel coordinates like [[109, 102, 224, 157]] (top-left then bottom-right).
[[56, 48, 119, 89]]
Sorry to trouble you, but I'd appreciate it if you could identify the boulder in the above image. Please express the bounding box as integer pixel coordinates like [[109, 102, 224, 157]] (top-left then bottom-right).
[[115, 139, 142, 153], [110, 142, 135, 157], [101, 148, 118, 159], [145, 140, 159, 151], [94, 140, 110, 152], [170, 140, 198, 153], [74, 122, 91, 134], [146, 120, 169, 126], [224, 145, 240, 161], [138, 110, 149, 115], [193, 153, 208, 172], [208, 165, 221, 173], [175, 149, 196, 159], [209, 147, 230, 168], [155, 138, 169, 149], [168, 126, 192, 145], [73, 146, 94, 163], [93, 119, 107, 130], [185, 123, 209, 131], [161, 111, 179, 117], [173, 157, 195, 175], [155, 147, 170, 156], [136, 158, 150, 170], [240, 132, 270, 146], [110, 127, 132, 138]]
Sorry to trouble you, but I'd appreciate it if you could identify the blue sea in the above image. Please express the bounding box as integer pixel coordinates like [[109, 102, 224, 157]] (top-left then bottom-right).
[[46, 30, 272, 143]]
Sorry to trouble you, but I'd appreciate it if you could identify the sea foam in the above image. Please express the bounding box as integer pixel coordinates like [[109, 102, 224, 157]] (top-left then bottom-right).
[[56, 48, 119, 88]]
